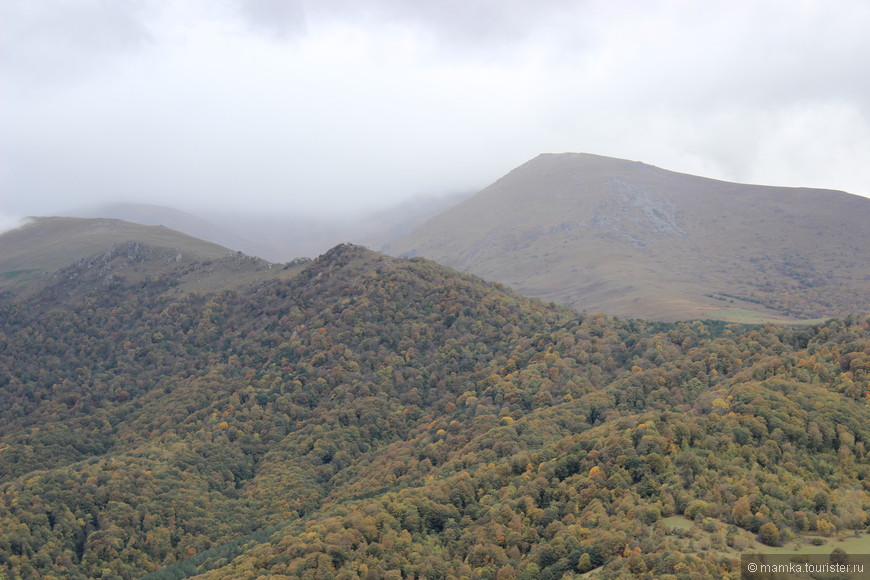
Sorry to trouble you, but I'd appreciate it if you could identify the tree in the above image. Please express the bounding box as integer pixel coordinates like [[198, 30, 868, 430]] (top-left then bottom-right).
[[577, 552, 593, 573], [830, 547, 848, 566], [759, 522, 781, 546]]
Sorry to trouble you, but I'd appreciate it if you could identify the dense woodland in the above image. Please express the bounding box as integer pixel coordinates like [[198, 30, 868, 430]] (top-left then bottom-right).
[[1, 244, 869, 579]]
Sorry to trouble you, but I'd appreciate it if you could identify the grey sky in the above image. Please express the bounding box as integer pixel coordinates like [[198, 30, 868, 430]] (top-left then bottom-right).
[[2, 0, 869, 224]]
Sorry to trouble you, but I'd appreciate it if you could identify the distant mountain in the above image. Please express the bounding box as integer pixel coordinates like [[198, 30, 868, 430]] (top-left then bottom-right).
[[67, 203, 258, 256], [0, 216, 230, 283], [66, 194, 471, 263], [0, 216, 299, 298], [353, 191, 472, 253], [390, 153, 870, 322], [195, 192, 471, 262], [2, 239, 869, 578]]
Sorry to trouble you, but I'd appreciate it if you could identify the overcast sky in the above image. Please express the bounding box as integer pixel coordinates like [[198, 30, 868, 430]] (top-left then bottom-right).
[[2, 0, 870, 227]]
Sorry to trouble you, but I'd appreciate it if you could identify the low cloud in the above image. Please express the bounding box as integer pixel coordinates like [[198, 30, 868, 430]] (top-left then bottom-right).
[[1, 0, 869, 220], [0, 214, 29, 236]]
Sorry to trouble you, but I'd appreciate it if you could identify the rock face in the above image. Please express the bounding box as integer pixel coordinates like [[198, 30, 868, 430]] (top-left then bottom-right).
[[391, 152, 870, 321]]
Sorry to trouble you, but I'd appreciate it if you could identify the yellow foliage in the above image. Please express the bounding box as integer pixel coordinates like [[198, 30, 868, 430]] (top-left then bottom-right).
[[712, 398, 730, 411]]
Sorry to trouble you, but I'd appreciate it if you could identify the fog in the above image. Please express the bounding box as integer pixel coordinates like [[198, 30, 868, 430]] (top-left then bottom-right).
[[2, 0, 870, 229]]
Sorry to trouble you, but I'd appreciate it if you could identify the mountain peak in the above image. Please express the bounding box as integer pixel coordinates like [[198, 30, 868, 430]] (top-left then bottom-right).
[[315, 242, 375, 261], [391, 153, 870, 322], [0, 216, 298, 302]]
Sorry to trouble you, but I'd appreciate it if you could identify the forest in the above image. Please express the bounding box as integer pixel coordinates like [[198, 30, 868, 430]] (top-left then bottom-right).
[[1, 243, 869, 579]]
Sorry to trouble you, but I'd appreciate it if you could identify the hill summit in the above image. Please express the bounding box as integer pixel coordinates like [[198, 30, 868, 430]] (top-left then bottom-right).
[[390, 153, 870, 322], [0, 216, 233, 287], [0, 216, 308, 301]]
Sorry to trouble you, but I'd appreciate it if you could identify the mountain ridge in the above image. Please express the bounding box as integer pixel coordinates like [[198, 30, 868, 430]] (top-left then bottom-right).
[[0, 216, 308, 301], [63, 192, 471, 263], [0, 216, 234, 285], [391, 152, 870, 322]]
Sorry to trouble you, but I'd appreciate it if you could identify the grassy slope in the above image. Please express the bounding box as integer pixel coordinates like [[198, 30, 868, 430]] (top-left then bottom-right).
[[0, 216, 310, 297], [391, 153, 870, 322], [0, 217, 235, 287]]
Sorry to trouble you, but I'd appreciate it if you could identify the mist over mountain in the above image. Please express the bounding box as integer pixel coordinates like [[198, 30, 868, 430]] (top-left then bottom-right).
[[65, 193, 471, 263], [391, 153, 870, 322], [20, 153, 870, 324], [0, 216, 313, 304], [64, 204, 258, 257], [0, 216, 231, 288]]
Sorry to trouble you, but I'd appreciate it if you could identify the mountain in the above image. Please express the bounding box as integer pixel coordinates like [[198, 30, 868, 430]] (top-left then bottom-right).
[[390, 153, 870, 322], [67, 204, 259, 257], [213, 191, 473, 262], [0, 216, 230, 285], [0, 216, 302, 298], [65, 193, 471, 263], [1, 230, 870, 578]]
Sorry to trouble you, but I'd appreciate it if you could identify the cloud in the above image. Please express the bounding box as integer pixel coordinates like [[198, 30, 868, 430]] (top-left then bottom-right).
[[0, 214, 28, 236], [234, 0, 308, 39], [0, 0, 153, 86], [1, 0, 869, 220]]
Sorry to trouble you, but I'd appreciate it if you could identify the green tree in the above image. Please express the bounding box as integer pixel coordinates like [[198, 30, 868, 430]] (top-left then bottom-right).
[[759, 522, 781, 546], [577, 552, 593, 573]]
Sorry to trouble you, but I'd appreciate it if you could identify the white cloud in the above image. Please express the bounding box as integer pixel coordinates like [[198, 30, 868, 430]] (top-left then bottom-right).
[[0, 214, 28, 235], [1, 0, 869, 220]]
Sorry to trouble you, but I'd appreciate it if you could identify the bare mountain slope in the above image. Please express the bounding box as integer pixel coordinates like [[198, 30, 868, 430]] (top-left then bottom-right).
[[0, 216, 297, 296], [67, 203, 258, 256], [391, 153, 870, 321]]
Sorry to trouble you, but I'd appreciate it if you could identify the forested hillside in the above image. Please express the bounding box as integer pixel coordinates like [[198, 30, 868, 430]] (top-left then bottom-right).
[[1, 243, 869, 579]]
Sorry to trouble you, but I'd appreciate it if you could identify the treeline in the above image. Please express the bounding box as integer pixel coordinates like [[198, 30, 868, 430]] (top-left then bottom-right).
[[0, 244, 868, 578], [735, 254, 870, 318]]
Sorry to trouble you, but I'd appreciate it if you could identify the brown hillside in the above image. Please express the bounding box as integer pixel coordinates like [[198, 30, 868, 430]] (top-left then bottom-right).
[[390, 153, 870, 321], [0, 216, 297, 296]]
